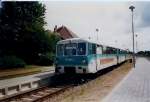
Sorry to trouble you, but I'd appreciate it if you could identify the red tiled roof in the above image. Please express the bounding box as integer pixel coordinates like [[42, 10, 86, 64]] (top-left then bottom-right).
[[55, 26, 78, 40]]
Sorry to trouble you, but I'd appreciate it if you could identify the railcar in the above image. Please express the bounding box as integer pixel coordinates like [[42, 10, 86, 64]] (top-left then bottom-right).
[[55, 38, 132, 74]]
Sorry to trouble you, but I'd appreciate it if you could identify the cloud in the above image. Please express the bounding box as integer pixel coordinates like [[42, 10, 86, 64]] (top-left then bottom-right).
[[44, 1, 150, 51], [134, 2, 150, 28]]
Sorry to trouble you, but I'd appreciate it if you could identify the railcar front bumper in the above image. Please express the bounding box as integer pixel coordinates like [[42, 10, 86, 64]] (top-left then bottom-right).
[[55, 66, 88, 74]]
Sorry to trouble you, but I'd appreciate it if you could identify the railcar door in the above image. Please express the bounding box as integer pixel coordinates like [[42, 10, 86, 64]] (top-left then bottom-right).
[[96, 45, 102, 71], [88, 43, 97, 73], [92, 44, 97, 72]]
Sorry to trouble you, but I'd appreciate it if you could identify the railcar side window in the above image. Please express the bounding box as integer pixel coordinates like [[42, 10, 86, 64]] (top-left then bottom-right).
[[64, 43, 77, 56], [119, 50, 123, 54], [112, 48, 117, 54], [120, 50, 126, 54], [103, 47, 116, 54], [118, 49, 120, 54], [102, 46, 107, 54], [57, 44, 64, 56], [88, 43, 92, 54], [88, 43, 96, 54], [78, 43, 86, 55], [92, 44, 96, 54], [106, 47, 111, 54], [103, 47, 111, 54]]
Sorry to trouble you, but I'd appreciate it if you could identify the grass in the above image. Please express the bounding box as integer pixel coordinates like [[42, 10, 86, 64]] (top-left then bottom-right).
[[0, 65, 54, 80]]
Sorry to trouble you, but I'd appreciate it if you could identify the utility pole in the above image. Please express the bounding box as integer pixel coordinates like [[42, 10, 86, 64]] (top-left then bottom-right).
[[129, 5, 135, 68]]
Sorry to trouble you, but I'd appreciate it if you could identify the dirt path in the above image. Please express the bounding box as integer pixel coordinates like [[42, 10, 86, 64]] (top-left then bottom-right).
[[60, 62, 132, 102]]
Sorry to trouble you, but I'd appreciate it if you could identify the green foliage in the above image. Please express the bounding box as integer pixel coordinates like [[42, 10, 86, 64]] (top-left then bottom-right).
[[35, 52, 55, 66], [0, 2, 61, 66], [0, 56, 26, 68], [35, 32, 61, 65], [45, 31, 61, 53], [137, 51, 150, 57]]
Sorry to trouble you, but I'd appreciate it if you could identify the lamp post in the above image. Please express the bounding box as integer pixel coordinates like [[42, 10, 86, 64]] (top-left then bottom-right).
[[0, 0, 2, 9], [135, 34, 138, 53], [96, 28, 99, 42], [0, 0, 2, 14], [135, 34, 138, 59], [129, 5, 135, 68]]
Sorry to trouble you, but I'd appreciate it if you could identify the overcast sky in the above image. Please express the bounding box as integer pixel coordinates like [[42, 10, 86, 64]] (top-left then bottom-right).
[[43, 1, 150, 51]]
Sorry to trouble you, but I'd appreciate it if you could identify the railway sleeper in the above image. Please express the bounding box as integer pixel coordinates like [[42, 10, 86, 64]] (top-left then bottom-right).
[[21, 97, 33, 101], [31, 94, 42, 98], [37, 92, 47, 95]]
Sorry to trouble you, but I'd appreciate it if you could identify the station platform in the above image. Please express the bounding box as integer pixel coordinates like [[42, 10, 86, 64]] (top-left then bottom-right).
[[103, 57, 150, 102], [0, 69, 54, 98]]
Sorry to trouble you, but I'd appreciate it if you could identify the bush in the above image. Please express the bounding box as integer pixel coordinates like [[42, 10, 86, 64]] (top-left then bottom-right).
[[0, 56, 26, 68], [35, 52, 55, 66]]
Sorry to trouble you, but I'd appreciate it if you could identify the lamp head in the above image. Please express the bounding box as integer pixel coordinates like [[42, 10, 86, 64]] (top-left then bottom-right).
[[129, 5, 135, 11], [96, 28, 99, 32]]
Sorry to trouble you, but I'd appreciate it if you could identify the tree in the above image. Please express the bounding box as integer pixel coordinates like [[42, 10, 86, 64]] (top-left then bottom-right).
[[137, 51, 150, 57], [35, 31, 61, 65], [0, 1, 55, 64]]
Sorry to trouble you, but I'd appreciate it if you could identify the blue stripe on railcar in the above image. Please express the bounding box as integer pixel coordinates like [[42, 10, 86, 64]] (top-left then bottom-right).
[[56, 56, 88, 66]]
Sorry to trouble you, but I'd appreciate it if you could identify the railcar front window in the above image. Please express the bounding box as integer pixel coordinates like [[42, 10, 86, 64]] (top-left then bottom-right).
[[78, 43, 86, 55], [57, 44, 64, 56], [64, 43, 77, 56]]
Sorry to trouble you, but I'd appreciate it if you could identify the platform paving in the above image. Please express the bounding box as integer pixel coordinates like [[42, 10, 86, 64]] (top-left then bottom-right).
[[102, 57, 150, 102], [0, 70, 54, 88], [0, 67, 55, 98]]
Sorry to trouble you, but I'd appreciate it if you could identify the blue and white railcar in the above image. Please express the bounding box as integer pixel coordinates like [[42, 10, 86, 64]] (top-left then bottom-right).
[[55, 38, 130, 74]]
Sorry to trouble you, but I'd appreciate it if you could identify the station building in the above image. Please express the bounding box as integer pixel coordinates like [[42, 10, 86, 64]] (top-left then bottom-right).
[[54, 25, 78, 40]]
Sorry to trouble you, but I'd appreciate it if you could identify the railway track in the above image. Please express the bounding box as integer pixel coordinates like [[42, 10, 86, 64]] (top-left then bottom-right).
[[0, 85, 72, 102], [0, 63, 124, 102], [0, 75, 77, 102]]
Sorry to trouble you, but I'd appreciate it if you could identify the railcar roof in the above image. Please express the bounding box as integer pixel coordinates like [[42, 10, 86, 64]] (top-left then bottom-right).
[[57, 38, 85, 43], [57, 38, 127, 51], [57, 38, 101, 45]]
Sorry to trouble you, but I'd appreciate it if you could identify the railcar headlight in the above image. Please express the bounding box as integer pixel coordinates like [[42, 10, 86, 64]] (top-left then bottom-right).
[[55, 58, 58, 64], [55, 60, 58, 64], [82, 60, 86, 63]]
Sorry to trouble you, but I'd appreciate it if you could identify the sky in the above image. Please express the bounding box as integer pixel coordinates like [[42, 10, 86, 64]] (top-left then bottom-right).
[[44, 1, 150, 51]]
